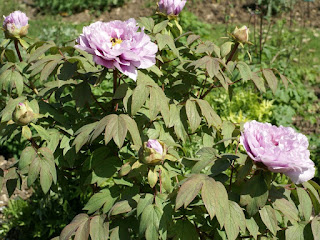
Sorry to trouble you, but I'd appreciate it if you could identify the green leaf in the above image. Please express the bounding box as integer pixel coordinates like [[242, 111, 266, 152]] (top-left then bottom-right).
[[84, 189, 116, 214], [148, 169, 158, 188], [131, 84, 150, 115], [13, 71, 24, 96], [297, 187, 312, 221], [240, 173, 269, 216], [251, 72, 266, 92], [221, 121, 235, 147], [196, 99, 222, 128], [210, 178, 229, 227], [201, 178, 217, 219], [30, 123, 50, 141], [175, 174, 205, 210], [60, 214, 89, 240], [153, 20, 169, 33], [186, 99, 201, 132], [120, 114, 142, 147], [237, 61, 252, 81], [40, 56, 63, 81], [89, 215, 107, 240], [19, 146, 37, 169], [220, 42, 233, 58], [22, 126, 32, 140], [140, 204, 160, 240], [28, 42, 55, 62], [259, 205, 278, 236], [138, 17, 154, 32], [109, 200, 132, 216], [311, 217, 320, 239], [273, 198, 299, 223], [246, 217, 259, 240], [137, 193, 154, 217], [285, 223, 309, 240], [173, 220, 199, 240], [187, 34, 200, 45], [74, 218, 90, 240], [263, 69, 278, 94]]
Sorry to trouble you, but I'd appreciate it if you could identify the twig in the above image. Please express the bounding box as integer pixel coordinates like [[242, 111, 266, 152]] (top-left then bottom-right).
[[90, 91, 107, 113]]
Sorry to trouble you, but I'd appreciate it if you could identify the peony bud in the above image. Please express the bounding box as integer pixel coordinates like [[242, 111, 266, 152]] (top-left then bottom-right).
[[158, 0, 187, 16], [139, 139, 166, 165], [12, 102, 34, 125], [232, 26, 249, 43], [3, 11, 29, 39]]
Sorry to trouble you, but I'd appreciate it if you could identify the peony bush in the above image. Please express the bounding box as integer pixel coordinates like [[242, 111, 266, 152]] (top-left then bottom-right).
[[1, 2, 320, 240]]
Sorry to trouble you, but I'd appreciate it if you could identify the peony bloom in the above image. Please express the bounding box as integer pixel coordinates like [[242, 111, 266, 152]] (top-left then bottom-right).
[[240, 120, 315, 184], [158, 0, 187, 16], [232, 26, 249, 43], [139, 139, 166, 165], [3, 10, 29, 38], [76, 19, 158, 81]]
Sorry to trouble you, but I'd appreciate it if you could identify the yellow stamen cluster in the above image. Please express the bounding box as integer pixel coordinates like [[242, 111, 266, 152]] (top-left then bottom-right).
[[111, 38, 122, 46]]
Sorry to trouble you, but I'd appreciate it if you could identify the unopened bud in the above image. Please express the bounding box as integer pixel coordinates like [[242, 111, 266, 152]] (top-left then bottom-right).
[[139, 139, 167, 165], [12, 102, 34, 125], [232, 26, 249, 43], [3, 11, 29, 39]]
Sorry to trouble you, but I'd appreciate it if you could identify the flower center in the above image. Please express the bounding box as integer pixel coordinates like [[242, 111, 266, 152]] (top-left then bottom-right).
[[110, 38, 122, 46]]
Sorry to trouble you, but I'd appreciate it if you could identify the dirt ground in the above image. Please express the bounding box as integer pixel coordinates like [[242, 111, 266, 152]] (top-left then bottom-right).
[[20, 0, 320, 28]]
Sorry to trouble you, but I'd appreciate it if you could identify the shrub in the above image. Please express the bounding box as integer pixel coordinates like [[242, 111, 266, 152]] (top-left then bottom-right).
[[1, 4, 320, 240]]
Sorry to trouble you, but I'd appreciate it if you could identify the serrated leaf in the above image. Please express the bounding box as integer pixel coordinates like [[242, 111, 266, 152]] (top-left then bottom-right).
[[259, 205, 278, 235]]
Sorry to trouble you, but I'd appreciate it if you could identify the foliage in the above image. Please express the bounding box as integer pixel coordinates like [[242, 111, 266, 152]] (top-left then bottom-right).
[[33, 0, 126, 14], [1, 8, 320, 240]]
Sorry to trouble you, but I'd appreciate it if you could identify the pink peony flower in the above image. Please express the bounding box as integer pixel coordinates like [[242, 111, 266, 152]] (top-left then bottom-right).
[[3, 10, 29, 38], [76, 19, 158, 81], [240, 120, 315, 184], [158, 0, 187, 15]]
